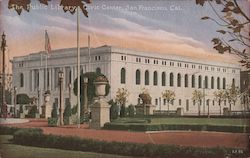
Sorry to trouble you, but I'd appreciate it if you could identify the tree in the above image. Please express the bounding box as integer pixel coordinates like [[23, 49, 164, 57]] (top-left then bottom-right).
[[108, 99, 119, 120], [28, 105, 38, 118], [162, 90, 176, 115], [192, 90, 204, 116], [63, 100, 71, 118], [73, 72, 110, 112], [127, 104, 135, 117], [16, 94, 30, 105], [51, 103, 58, 118], [0, 84, 12, 105], [8, 0, 91, 16], [115, 88, 129, 117], [139, 88, 152, 115], [196, 0, 250, 69], [224, 82, 240, 114], [214, 89, 226, 115]]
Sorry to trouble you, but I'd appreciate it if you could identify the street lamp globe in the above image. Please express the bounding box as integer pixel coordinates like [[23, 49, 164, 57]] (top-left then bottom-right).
[[58, 70, 64, 79], [83, 77, 88, 84], [2, 32, 6, 40], [68, 83, 72, 89]]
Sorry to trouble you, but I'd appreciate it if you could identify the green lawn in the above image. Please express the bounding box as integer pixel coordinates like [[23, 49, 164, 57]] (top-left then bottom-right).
[[0, 135, 137, 158], [112, 117, 250, 126]]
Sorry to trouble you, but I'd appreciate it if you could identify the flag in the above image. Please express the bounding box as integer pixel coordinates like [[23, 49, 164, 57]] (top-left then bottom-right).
[[45, 30, 51, 54]]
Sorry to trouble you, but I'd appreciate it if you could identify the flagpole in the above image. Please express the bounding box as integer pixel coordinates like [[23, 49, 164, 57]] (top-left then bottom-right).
[[45, 53, 48, 91], [77, 7, 81, 128], [88, 35, 90, 72]]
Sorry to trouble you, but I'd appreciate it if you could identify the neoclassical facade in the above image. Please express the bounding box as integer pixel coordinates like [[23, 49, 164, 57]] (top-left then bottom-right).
[[12, 45, 241, 115]]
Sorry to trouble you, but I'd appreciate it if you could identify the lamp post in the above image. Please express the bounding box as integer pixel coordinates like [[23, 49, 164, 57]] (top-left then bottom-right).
[[37, 89, 40, 115], [58, 70, 64, 126], [83, 77, 88, 114], [1, 32, 7, 119], [203, 80, 205, 116], [159, 97, 161, 113], [68, 83, 72, 104], [13, 86, 17, 118]]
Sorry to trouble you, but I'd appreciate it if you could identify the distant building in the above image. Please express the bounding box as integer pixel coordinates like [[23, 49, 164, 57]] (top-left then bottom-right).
[[240, 70, 250, 93], [240, 70, 250, 111], [12, 45, 242, 115]]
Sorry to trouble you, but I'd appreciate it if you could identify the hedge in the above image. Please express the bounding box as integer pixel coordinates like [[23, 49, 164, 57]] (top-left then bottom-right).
[[103, 123, 250, 133], [0, 126, 20, 135], [12, 128, 247, 158], [48, 118, 58, 127]]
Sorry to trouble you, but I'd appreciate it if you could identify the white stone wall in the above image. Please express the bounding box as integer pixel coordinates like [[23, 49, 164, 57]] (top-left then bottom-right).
[[12, 46, 241, 115]]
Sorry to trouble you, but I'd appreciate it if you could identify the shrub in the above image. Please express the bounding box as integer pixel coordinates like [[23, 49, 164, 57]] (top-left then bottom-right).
[[48, 117, 58, 127], [27, 105, 38, 118], [80, 112, 90, 123], [71, 104, 77, 115], [0, 126, 19, 135], [104, 123, 250, 133], [16, 93, 30, 104], [51, 103, 58, 118], [120, 105, 126, 118], [19, 105, 23, 113], [63, 100, 71, 118], [127, 104, 135, 117], [12, 130, 244, 158], [109, 100, 119, 120]]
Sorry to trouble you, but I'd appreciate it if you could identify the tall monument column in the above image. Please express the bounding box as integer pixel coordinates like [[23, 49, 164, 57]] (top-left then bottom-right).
[[1, 32, 7, 119]]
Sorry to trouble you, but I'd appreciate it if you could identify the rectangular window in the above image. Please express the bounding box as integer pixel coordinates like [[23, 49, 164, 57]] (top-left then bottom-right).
[[186, 99, 189, 111], [179, 99, 182, 106]]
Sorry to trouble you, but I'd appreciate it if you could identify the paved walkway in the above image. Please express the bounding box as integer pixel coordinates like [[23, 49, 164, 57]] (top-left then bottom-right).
[[4, 119, 249, 149]]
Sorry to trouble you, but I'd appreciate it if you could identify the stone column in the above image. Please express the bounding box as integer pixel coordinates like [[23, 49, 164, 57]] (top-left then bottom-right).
[[43, 93, 51, 118]]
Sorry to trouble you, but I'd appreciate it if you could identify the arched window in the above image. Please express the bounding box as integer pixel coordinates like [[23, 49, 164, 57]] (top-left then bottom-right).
[[96, 67, 101, 74], [136, 69, 141, 85], [121, 68, 126, 84], [192, 75, 195, 88], [170, 73, 174, 87], [185, 74, 188, 87], [153, 71, 158, 86], [211, 77, 214, 89], [162, 72, 166, 86], [177, 73, 181, 87], [205, 76, 208, 89], [145, 70, 149, 85], [223, 78, 226, 89], [232, 78, 235, 85], [206, 99, 210, 106], [217, 77, 220, 89], [20, 73, 24, 87], [198, 75, 202, 88]]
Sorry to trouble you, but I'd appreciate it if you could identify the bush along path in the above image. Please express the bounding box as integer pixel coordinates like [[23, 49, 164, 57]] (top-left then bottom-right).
[[11, 128, 249, 158]]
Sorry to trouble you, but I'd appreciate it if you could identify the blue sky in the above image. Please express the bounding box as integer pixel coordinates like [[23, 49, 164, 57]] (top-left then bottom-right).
[[1, 0, 249, 62]]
